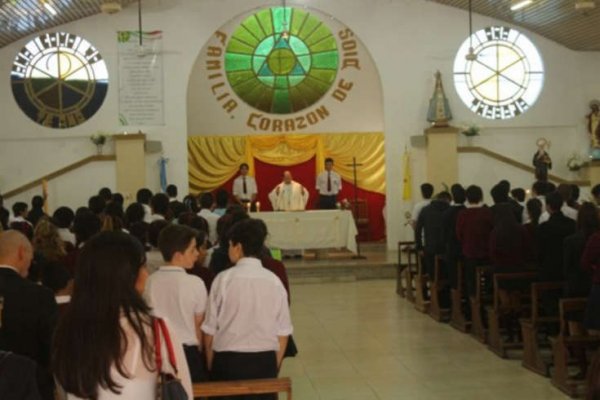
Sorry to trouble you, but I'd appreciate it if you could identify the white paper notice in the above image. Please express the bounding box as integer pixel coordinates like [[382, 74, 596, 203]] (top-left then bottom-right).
[[118, 31, 164, 126]]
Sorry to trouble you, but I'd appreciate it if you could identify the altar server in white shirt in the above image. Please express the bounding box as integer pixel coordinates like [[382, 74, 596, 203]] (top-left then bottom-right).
[[144, 224, 208, 383], [316, 158, 342, 209], [269, 171, 309, 211], [232, 163, 258, 210]]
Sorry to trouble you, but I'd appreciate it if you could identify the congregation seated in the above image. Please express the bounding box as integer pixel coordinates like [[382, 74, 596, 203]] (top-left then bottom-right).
[[1, 186, 298, 400], [53, 231, 193, 399]]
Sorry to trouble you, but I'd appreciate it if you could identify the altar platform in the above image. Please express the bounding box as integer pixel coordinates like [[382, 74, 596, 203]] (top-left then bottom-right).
[[284, 242, 397, 284]]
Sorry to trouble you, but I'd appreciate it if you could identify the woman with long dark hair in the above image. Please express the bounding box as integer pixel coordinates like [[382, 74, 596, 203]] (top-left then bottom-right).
[[53, 231, 192, 399]]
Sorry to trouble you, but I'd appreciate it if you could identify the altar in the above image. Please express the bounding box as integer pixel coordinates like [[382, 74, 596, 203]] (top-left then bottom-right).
[[249, 210, 358, 253]]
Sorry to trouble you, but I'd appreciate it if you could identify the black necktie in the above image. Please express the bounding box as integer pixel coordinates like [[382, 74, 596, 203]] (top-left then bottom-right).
[[327, 172, 332, 192], [243, 177, 247, 194]]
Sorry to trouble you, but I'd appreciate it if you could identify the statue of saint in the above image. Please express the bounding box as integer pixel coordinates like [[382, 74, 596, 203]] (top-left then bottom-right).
[[533, 138, 552, 182], [427, 71, 452, 128], [587, 100, 600, 148]]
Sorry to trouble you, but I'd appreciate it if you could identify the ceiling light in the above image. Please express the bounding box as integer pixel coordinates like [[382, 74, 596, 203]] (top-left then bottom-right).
[[42, 1, 58, 16], [510, 0, 533, 11]]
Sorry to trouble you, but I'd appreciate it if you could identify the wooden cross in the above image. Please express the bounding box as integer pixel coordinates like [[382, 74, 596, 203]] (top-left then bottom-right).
[[345, 157, 366, 259]]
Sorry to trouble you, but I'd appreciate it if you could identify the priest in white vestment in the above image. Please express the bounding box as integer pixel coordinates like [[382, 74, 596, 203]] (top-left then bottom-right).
[[268, 171, 309, 211]]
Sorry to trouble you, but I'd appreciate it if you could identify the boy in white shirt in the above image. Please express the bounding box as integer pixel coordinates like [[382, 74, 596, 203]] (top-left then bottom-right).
[[144, 224, 208, 382]]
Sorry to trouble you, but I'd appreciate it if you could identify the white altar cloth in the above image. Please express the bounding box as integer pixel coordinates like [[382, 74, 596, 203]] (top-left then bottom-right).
[[249, 210, 358, 253]]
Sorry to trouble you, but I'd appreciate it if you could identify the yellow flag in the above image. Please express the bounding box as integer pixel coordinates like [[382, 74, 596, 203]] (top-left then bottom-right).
[[402, 148, 412, 200]]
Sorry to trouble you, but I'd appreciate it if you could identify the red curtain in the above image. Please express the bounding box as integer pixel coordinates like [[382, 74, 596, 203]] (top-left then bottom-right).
[[213, 157, 386, 241]]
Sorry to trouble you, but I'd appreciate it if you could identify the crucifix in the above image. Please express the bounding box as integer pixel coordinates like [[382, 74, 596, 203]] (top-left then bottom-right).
[[346, 157, 366, 259]]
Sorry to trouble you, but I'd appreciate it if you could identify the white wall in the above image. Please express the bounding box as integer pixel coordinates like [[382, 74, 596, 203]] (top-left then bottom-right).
[[0, 0, 599, 249]]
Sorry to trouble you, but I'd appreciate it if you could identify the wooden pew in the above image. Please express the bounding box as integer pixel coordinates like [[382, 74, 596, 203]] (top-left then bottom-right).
[[450, 260, 471, 333], [487, 272, 537, 358], [520, 281, 565, 376], [550, 298, 600, 397], [414, 251, 430, 313], [428, 255, 450, 322], [469, 266, 492, 343], [193, 377, 292, 399], [397, 241, 417, 301]]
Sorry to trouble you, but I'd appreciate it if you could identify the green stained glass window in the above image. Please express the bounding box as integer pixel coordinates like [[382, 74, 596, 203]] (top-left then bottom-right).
[[225, 7, 339, 114]]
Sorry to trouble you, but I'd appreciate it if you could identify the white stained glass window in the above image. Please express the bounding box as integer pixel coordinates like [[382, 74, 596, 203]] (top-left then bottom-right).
[[453, 26, 544, 120]]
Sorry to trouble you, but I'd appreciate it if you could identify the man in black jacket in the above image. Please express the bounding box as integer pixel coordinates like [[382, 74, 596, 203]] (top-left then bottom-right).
[[537, 192, 576, 281], [0, 231, 58, 400], [416, 192, 451, 277], [442, 184, 466, 289]]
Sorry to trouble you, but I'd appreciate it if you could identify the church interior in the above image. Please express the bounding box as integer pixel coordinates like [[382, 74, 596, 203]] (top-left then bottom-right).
[[2, 0, 600, 399]]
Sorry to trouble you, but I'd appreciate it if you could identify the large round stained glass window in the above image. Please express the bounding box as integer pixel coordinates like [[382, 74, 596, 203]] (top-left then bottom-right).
[[453, 26, 544, 120], [225, 7, 339, 114], [11, 32, 108, 129]]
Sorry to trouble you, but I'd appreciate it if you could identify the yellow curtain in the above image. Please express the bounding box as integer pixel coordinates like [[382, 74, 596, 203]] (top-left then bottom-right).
[[188, 133, 385, 194]]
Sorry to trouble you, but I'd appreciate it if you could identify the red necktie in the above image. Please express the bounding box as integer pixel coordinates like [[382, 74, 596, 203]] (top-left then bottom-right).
[[243, 177, 247, 194], [327, 172, 332, 192]]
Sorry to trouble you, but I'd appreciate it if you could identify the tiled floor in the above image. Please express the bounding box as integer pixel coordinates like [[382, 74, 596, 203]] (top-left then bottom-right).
[[280, 279, 569, 400]]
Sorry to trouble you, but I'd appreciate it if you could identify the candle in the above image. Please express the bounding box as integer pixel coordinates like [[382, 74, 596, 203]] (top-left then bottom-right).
[[246, 202, 251, 213], [256, 201, 261, 212]]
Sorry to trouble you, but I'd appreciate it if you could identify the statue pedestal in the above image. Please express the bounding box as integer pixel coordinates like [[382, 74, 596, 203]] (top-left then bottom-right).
[[589, 160, 600, 187], [113, 133, 146, 203], [425, 126, 459, 191]]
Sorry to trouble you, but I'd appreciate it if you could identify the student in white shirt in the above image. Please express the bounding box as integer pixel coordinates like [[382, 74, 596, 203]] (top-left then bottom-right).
[[202, 219, 292, 394], [411, 183, 434, 228], [53, 231, 193, 400], [232, 163, 258, 210], [149, 193, 170, 222], [316, 157, 342, 209], [52, 207, 76, 246], [145, 224, 208, 382], [197, 193, 220, 245], [136, 188, 154, 224]]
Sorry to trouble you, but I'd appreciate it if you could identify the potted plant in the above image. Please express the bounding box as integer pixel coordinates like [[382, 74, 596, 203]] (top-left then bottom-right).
[[90, 132, 108, 154], [460, 124, 480, 146], [567, 153, 584, 172]]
